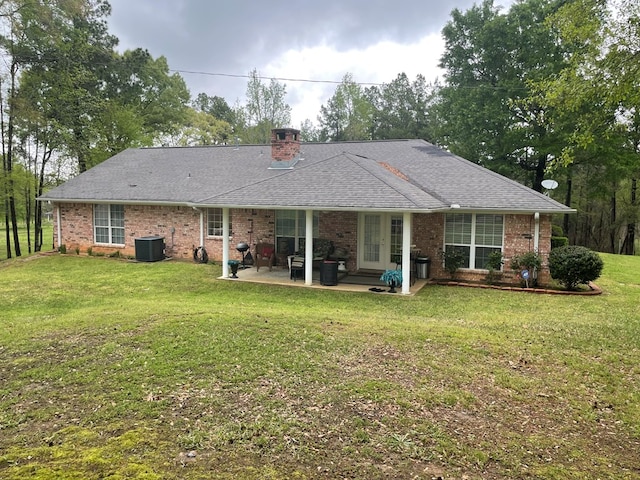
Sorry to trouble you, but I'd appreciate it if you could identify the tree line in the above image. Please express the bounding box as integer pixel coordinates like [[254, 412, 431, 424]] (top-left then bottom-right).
[[1, 0, 638, 259]]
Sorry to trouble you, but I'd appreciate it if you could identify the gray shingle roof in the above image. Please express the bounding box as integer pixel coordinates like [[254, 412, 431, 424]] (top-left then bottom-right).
[[40, 139, 573, 214]]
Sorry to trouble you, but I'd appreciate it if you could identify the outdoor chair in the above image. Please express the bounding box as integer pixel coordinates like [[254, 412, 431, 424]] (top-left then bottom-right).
[[290, 255, 305, 281], [254, 243, 276, 271]]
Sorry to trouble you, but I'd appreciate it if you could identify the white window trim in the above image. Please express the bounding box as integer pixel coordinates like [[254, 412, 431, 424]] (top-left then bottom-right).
[[444, 213, 504, 270], [94, 204, 125, 246], [206, 208, 231, 238]]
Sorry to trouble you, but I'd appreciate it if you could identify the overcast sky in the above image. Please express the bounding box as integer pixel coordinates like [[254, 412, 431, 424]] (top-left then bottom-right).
[[107, 0, 514, 126]]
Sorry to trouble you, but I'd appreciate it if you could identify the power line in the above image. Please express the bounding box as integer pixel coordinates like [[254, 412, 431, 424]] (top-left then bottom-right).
[[169, 69, 386, 87]]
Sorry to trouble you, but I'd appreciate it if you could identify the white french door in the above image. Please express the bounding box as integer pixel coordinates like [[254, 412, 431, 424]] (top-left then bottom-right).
[[358, 213, 403, 270]]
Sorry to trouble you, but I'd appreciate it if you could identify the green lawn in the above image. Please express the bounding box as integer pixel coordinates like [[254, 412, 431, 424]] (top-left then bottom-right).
[[0, 253, 638, 479], [0, 223, 54, 261]]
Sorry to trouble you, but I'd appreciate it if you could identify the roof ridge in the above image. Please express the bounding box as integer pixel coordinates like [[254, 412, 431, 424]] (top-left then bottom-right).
[[336, 151, 427, 209]]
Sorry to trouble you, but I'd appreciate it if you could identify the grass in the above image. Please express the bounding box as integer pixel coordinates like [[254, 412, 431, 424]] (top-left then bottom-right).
[[0, 222, 54, 261], [0, 252, 639, 479]]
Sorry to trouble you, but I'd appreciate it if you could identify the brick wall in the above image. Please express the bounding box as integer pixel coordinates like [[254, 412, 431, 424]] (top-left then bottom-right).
[[319, 211, 358, 271], [411, 212, 553, 284], [54, 203, 553, 284]]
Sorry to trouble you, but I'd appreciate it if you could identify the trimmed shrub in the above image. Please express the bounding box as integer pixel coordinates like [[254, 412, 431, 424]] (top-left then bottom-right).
[[551, 224, 564, 237], [551, 236, 569, 249], [548, 245, 603, 290]]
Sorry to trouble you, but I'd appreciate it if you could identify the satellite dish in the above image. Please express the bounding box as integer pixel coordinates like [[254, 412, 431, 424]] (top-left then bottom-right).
[[541, 179, 559, 190]]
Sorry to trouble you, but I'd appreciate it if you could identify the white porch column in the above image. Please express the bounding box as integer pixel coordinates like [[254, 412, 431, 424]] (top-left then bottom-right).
[[305, 209, 313, 285], [222, 207, 230, 277], [401, 211, 412, 294]]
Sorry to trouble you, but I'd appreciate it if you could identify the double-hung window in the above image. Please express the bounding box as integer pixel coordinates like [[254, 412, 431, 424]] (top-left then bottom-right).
[[94, 204, 125, 245], [445, 213, 503, 269], [275, 210, 319, 254], [207, 208, 231, 237]]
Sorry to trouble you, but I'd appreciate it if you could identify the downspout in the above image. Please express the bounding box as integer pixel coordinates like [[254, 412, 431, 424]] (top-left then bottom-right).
[[222, 207, 230, 278], [534, 212, 540, 252], [56, 203, 61, 250], [534, 212, 540, 283], [401, 211, 412, 294], [192, 206, 206, 257], [191, 206, 205, 246], [305, 209, 313, 286]]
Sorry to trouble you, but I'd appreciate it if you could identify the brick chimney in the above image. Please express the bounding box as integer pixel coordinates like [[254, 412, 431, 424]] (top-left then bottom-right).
[[271, 128, 301, 161]]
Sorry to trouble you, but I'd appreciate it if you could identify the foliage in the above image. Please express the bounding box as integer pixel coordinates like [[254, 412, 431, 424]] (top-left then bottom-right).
[[442, 247, 465, 278], [534, 0, 640, 253], [318, 73, 373, 141], [298, 119, 322, 142], [551, 236, 569, 249], [192, 93, 237, 125], [510, 251, 542, 273], [433, 0, 575, 191], [367, 73, 436, 141], [379, 269, 403, 286], [166, 109, 233, 146], [240, 68, 292, 144], [0, 254, 638, 479], [1, 0, 191, 259], [485, 250, 503, 284], [510, 251, 543, 286], [548, 245, 604, 290]]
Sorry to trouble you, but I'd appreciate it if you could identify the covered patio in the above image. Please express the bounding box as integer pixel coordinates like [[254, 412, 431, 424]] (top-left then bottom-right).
[[219, 264, 429, 295]]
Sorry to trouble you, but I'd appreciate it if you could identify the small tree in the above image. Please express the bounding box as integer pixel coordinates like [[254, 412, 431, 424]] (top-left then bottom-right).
[[510, 251, 542, 286], [548, 245, 603, 290], [485, 250, 503, 284], [442, 247, 465, 279]]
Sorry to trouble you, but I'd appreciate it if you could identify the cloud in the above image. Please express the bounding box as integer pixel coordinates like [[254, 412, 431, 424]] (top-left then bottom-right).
[[107, 0, 510, 125]]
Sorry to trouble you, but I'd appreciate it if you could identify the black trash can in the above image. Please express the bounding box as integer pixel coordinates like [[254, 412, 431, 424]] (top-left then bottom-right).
[[320, 260, 338, 286], [416, 256, 430, 279]]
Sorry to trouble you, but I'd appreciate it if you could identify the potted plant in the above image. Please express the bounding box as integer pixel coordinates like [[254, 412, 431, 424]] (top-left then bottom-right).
[[228, 259, 240, 278], [380, 269, 403, 293]]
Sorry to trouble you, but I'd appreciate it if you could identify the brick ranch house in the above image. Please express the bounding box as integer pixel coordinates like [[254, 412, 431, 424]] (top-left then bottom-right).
[[39, 128, 573, 294]]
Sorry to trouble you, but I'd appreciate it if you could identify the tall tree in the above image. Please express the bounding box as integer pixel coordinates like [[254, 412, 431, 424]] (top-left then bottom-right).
[[367, 73, 435, 141], [2, 0, 192, 256], [164, 108, 233, 147], [318, 73, 373, 141], [538, 0, 640, 253], [0, 0, 57, 257], [193, 93, 236, 125], [433, 0, 572, 191], [242, 69, 291, 144]]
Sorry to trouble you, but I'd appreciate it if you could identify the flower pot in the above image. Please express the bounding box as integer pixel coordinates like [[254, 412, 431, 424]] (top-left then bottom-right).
[[228, 260, 240, 278]]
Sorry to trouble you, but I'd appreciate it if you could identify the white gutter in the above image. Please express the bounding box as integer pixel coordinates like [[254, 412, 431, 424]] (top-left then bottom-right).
[[534, 212, 540, 252], [37, 197, 575, 216], [191, 206, 205, 247], [56, 204, 62, 250]]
